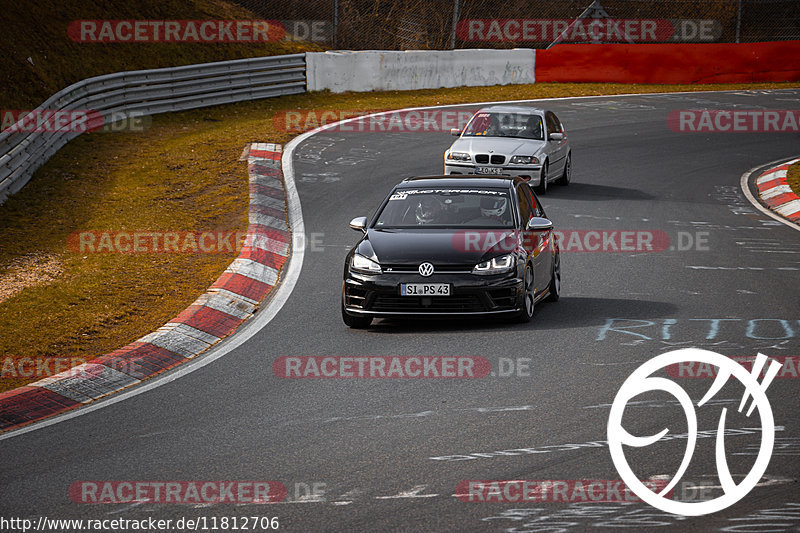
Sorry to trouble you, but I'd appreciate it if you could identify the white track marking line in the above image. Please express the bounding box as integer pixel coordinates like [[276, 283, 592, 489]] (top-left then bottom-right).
[[375, 485, 439, 499]]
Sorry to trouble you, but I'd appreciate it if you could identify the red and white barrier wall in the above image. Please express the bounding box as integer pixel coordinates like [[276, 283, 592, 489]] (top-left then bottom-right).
[[306, 41, 800, 92], [535, 41, 800, 84]]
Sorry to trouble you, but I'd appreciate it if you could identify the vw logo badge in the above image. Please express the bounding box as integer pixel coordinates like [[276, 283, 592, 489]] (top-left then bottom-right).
[[418, 262, 434, 277]]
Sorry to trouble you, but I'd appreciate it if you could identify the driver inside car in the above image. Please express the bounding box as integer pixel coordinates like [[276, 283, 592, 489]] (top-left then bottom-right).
[[467, 196, 511, 226], [415, 196, 445, 225], [524, 115, 543, 140]]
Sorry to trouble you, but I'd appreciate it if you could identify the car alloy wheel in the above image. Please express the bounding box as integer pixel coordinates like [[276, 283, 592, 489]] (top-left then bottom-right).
[[516, 263, 535, 323], [547, 252, 561, 302], [537, 162, 548, 194]]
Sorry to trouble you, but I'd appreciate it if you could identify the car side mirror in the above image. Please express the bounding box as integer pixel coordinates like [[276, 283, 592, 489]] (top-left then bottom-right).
[[549, 132, 564, 141], [450, 128, 462, 136], [349, 216, 368, 233], [526, 217, 553, 231]]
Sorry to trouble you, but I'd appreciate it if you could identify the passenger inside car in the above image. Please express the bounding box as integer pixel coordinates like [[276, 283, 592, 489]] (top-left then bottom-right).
[[524, 116, 544, 140], [466, 196, 513, 226]]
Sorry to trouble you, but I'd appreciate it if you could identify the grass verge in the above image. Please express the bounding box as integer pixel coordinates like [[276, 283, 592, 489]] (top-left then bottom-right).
[[787, 161, 800, 198], [1, 80, 799, 392]]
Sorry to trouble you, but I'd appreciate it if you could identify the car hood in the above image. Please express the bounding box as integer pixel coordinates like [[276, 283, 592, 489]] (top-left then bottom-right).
[[450, 136, 546, 157], [358, 228, 518, 268]]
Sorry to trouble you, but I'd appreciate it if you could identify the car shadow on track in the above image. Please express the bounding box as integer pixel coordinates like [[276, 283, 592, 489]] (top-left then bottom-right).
[[545, 182, 655, 201], [367, 297, 677, 334], [527, 296, 678, 330]]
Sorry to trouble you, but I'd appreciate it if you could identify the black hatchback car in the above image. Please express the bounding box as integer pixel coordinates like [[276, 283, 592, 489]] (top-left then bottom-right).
[[342, 175, 560, 328]]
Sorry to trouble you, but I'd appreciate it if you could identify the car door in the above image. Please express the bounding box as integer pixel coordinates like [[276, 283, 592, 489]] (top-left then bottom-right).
[[520, 183, 553, 292], [545, 111, 567, 177], [517, 184, 541, 292]]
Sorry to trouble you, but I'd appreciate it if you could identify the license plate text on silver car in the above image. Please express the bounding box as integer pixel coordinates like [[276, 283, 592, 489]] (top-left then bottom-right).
[[401, 283, 451, 296], [475, 166, 504, 175]]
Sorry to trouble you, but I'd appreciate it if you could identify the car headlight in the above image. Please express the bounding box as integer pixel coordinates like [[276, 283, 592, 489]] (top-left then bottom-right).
[[351, 253, 382, 273], [510, 155, 539, 165], [446, 151, 471, 162], [472, 254, 515, 275]]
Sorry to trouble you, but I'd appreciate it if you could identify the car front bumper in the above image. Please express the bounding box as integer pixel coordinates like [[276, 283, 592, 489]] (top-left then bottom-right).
[[444, 163, 543, 185], [343, 271, 524, 317]]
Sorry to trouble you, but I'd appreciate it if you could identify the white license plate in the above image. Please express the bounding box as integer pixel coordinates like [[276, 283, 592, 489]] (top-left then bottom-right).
[[475, 166, 503, 175], [401, 283, 451, 296]]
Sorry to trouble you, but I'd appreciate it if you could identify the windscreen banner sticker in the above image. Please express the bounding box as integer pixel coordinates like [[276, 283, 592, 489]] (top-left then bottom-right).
[[394, 189, 505, 197]]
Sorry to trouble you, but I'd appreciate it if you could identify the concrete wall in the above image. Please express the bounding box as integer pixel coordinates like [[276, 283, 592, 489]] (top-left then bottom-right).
[[306, 49, 536, 93]]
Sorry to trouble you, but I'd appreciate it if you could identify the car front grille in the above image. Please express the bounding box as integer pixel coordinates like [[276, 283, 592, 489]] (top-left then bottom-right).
[[382, 265, 472, 274], [474, 154, 506, 165], [370, 294, 487, 313]]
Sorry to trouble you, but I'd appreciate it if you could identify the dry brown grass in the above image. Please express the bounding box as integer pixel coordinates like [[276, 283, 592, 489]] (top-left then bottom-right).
[[0, 254, 63, 304], [787, 161, 800, 198]]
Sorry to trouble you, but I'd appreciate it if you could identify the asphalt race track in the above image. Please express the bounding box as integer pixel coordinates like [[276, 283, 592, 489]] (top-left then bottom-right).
[[1, 90, 799, 532]]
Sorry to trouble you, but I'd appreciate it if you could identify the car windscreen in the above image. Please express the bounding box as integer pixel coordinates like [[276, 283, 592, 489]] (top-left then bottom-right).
[[374, 188, 515, 229], [462, 112, 544, 140]]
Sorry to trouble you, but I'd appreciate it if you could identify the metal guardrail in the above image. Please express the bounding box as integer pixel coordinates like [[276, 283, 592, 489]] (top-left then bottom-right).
[[0, 53, 306, 204]]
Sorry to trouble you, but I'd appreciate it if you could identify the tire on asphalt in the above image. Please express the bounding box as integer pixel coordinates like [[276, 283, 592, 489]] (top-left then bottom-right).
[[516, 263, 535, 323], [536, 162, 548, 195], [342, 302, 372, 328], [547, 252, 561, 302]]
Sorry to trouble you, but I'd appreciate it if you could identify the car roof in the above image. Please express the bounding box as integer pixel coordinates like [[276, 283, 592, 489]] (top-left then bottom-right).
[[477, 105, 546, 115], [398, 175, 520, 189]]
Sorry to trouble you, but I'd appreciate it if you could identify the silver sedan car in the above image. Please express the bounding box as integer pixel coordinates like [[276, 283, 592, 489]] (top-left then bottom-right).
[[444, 105, 571, 194]]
